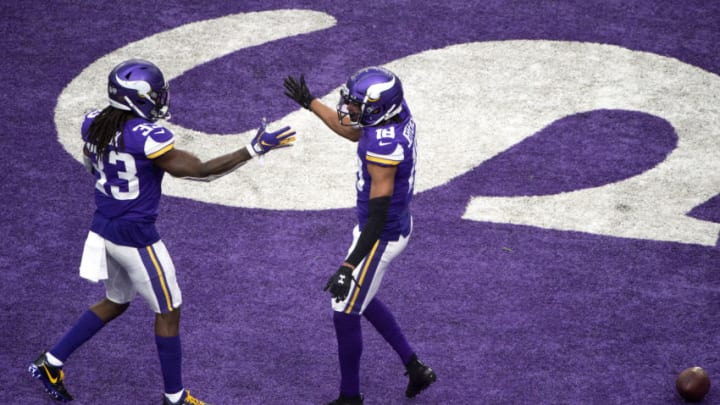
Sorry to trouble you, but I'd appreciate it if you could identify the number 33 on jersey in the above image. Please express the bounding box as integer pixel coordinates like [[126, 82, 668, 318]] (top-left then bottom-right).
[[82, 109, 175, 221]]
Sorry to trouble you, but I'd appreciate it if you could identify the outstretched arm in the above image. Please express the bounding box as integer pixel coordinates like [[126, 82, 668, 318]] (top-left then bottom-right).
[[153, 122, 295, 181], [152, 146, 252, 181], [284, 74, 361, 142], [309, 99, 361, 142]]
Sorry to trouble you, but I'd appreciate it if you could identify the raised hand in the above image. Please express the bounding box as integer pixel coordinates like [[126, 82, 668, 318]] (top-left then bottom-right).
[[283, 74, 314, 110], [250, 119, 296, 155]]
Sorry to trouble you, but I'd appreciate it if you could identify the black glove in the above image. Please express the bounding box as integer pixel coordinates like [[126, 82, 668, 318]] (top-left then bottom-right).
[[283, 74, 314, 110], [323, 265, 356, 302]]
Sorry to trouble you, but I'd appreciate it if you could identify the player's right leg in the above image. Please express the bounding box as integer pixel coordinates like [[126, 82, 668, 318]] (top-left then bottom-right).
[[326, 311, 364, 405], [28, 243, 130, 402]]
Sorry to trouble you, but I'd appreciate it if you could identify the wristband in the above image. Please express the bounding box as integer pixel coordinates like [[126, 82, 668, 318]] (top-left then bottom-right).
[[246, 144, 257, 158]]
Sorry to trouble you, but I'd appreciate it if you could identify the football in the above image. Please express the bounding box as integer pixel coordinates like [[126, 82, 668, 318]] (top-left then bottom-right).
[[676, 366, 711, 402]]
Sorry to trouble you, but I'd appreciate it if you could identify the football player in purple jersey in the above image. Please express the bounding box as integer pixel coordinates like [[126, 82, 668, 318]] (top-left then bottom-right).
[[284, 67, 436, 405], [28, 59, 295, 405]]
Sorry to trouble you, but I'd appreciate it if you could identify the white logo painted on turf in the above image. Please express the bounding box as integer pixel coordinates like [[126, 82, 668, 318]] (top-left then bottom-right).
[[54, 12, 720, 245]]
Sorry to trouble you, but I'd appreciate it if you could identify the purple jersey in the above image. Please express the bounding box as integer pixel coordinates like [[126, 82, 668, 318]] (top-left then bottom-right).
[[81, 109, 175, 247], [355, 103, 417, 240]]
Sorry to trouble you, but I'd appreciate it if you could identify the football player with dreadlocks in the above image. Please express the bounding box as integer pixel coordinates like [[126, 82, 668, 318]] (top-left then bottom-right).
[[29, 59, 295, 405], [284, 67, 436, 405]]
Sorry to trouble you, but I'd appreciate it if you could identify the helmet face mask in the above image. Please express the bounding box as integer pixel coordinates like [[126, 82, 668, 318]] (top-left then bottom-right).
[[108, 59, 170, 121], [336, 67, 403, 127], [337, 86, 363, 125]]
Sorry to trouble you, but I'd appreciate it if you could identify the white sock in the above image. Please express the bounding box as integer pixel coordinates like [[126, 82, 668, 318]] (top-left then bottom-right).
[[45, 352, 64, 367], [165, 390, 184, 403]]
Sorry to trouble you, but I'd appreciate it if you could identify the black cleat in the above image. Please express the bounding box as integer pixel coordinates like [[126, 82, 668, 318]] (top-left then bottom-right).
[[404, 355, 437, 398], [326, 394, 364, 405], [162, 390, 209, 405], [28, 352, 73, 402]]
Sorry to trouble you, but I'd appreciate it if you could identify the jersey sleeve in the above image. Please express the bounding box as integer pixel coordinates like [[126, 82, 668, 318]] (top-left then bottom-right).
[[144, 125, 175, 159], [365, 139, 405, 167], [81, 109, 102, 142]]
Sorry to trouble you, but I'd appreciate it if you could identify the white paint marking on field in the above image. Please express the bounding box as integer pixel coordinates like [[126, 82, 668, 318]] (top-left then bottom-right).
[[54, 13, 720, 244]]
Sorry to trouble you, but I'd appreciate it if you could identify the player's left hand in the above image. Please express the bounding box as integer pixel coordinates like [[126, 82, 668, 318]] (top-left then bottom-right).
[[283, 74, 314, 110], [324, 264, 356, 302], [250, 119, 296, 155]]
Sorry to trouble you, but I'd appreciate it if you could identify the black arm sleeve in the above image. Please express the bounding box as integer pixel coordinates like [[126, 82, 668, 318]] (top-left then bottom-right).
[[345, 196, 392, 267]]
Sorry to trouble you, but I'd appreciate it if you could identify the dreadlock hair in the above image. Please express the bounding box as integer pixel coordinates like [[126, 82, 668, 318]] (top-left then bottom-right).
[[87, 106, 135, 157]]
